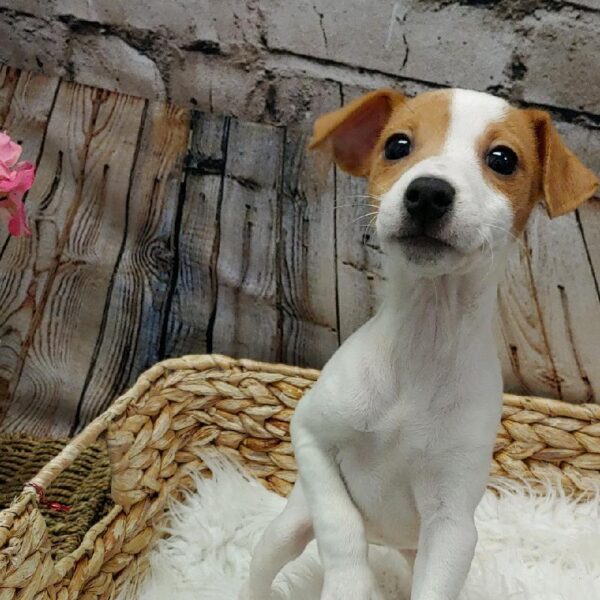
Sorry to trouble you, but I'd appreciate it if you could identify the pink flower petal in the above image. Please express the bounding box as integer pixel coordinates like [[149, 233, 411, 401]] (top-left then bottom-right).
[[0, 132, 22, 167], [0, 160, 12, 179], [14, 161, 35, 189], [9, 202, 31, 237], [0, 161, 35, 194], [0, 193, 31, 237], [0, 133, 35, 237]]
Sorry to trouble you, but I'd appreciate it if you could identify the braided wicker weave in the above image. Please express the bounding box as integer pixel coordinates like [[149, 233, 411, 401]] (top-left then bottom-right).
[[1, 354, 599, 599]]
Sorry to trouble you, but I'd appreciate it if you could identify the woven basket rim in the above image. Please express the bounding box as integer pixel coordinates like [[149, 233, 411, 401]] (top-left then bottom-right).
[[6, 355, 600, 509], [503, 392, 600, 420], [2, 357, 599, 524], [0, 355, 319, 517]]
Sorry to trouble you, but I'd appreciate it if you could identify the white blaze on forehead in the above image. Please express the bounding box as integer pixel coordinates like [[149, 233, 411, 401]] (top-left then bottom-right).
[[444, 89, 509, 158]]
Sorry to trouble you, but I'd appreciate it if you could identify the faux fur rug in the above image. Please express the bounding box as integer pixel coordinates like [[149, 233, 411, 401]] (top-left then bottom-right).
[[119, 456, 600, 600]]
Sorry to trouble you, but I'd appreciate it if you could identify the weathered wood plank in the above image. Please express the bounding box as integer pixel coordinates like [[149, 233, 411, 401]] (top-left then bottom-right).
[[164, 112, 230, 359], [0, 75, 72, 427], [3, 88, 145, 435], [70, 102, 190, 432], [279, 83, 340, 367], [0, 70, 59, 416], [0, 67, 597, 436], [576, 200, 600, 304], [525, 206, 600, 402], [279, 127, 339, 367], [0, 65, 20, 127], [210, 120, 285, 362], [498, 203, 600, 403], [0, 71, 60, 252], [335, 171, 386, 342], [496, 236, 563, 399]]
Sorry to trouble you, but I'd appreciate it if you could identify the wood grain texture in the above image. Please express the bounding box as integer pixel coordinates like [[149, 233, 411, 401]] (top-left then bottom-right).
[[499, 205, 600, 403], [0, 73, 66, 425], [279, 127, 339, 367], [0, 65, 20, 127], [0, 69, 599, 437], [71, 102, 190, 432], [3, 88, 145, 435], [210, 119, 285, 362], [576, 200, 600, 304], [0, 71, 60, 252], [491, 199, 600, 404], [335, 170, 386, 343], [280, 100, 341, 366], [164, 112, 230, 359], [496, 237, 561, 400]]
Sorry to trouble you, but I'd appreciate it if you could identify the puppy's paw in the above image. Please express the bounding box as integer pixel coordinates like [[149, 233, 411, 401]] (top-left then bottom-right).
[[321, 568, 384, 600]]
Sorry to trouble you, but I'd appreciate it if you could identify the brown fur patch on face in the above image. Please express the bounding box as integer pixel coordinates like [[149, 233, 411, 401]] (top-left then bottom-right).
[[477, 107, 542, 233], [367, 90, 452, 199]]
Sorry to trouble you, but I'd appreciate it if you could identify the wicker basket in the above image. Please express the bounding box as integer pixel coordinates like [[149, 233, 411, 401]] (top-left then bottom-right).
[[1, 354, 600, 599]]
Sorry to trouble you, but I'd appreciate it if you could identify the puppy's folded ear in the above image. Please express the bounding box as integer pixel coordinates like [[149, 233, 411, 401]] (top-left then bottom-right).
[[528, 109, 599, 218], [309, 88, 405, 177]]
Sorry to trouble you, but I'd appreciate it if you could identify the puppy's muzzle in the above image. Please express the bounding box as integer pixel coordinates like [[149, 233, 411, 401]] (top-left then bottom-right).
[[404, 176, 455, 225]]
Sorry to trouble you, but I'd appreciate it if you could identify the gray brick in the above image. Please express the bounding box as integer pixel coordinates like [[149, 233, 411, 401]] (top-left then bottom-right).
[[168, 51, 342, 127], [168, 52, 266, 123], [55, 0, 258, 47], [0, 1, 50, 16], [1, 0, 599, 130], [263, 0, 517, 91], [0, 10, 68, 75], [264, 51, 434, 100], [70, 34, 166, 99], [401, 4, 517, 91], [259, 72, 341, 128], [520, 10, 600, 114], [554, 119, 600, 176], [566, 0, 600, 10]]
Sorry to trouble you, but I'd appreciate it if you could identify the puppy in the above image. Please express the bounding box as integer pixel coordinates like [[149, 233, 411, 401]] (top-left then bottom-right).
[[244, 88, 599, 600]]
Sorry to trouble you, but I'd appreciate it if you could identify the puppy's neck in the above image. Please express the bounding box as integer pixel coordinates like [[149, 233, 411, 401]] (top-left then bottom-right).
[[380, 256, 505, 349]]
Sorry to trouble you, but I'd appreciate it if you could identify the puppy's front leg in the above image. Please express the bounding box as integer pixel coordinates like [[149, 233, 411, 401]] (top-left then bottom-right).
[[410, 460, 487, 600], [411, 510, 476, 600], [293, 422, 383, 600]]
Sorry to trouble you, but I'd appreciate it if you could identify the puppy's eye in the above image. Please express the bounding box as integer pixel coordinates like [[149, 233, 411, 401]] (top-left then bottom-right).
[[384, 133, 411, 160], [486, 146, 518, 175]]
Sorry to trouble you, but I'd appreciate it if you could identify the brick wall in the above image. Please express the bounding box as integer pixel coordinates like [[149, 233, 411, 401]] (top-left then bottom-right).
[[1, 1, 599, 174]]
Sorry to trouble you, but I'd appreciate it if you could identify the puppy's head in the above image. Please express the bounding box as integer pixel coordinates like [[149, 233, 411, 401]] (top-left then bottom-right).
[[310, 88, 598, 277]]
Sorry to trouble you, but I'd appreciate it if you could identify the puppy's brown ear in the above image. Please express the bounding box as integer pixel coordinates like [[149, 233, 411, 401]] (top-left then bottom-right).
[[309, 88, 405, 177], [528, 109, 599, 218]]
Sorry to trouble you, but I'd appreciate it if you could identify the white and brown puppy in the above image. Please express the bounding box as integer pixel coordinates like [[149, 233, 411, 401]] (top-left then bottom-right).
[[243, 88, 599, 600]]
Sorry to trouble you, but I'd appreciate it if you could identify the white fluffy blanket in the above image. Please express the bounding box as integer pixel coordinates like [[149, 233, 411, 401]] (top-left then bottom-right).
[[120, 456, 600, 600]]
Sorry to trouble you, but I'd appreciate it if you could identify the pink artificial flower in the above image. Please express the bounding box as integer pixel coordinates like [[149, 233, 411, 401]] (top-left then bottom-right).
[[0, 132, 23, 168], [0, 132, 35, 237]]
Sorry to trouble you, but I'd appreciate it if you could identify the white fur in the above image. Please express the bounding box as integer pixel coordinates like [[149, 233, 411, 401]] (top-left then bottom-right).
[[120, 457, 600, 600], [244, 89, 527, 600]]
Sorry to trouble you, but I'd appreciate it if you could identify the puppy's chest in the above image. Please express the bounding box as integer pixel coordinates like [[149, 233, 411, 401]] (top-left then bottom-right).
[[337, 431, 417, 497], [336, 430, 423, 545]]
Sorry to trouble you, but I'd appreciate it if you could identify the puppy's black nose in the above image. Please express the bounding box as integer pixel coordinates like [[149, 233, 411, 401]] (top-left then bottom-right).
[[404, 177, 455, 224]]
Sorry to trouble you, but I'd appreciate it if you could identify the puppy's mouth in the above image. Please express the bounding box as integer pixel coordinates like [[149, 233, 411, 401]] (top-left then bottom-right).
[[395, 234, 454, 251]]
